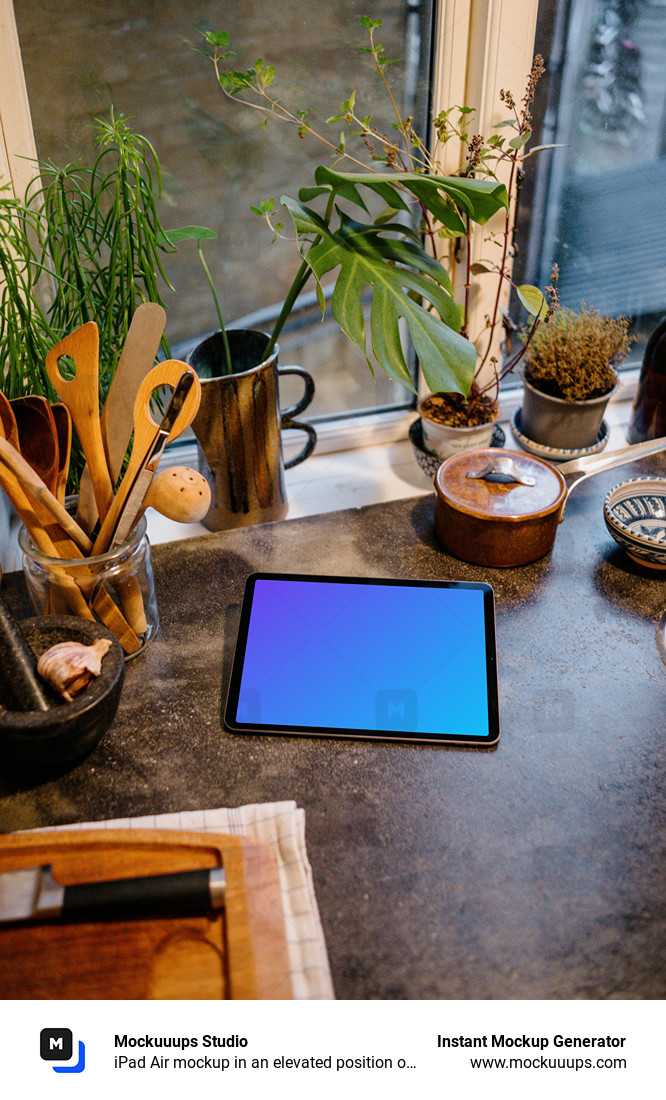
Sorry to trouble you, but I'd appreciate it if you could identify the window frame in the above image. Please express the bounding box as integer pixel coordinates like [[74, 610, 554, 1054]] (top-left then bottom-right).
[[0, 0, 546, 452], [0, 0, 38, 199], [429, 0, 540, 393]]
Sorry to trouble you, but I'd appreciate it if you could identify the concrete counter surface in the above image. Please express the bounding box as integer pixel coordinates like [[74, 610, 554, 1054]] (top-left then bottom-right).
[[1, 452, 665, 999]]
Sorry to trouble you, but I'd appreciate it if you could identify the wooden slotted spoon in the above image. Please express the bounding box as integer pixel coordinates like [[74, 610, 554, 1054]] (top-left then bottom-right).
[[45, 323, 114, 522]]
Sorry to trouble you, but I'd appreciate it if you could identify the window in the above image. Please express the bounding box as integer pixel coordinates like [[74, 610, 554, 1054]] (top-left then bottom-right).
[[8, 0, 440, 437], [4, 1, 567, 430], [516, 0, 666, 366]]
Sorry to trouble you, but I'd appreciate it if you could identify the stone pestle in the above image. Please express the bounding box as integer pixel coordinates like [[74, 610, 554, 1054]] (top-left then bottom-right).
[[0, 595, 50, 712]]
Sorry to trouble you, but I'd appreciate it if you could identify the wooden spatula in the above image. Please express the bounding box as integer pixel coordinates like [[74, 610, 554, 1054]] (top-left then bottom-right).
[[77, 303, 167, 534], [45, 323, 114, 523]]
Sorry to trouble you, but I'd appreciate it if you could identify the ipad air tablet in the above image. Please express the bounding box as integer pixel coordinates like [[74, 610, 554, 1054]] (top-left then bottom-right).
[[224, 573, 500, 747]]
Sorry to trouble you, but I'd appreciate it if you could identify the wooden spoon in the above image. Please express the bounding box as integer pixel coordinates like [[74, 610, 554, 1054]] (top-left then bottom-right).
[[50, 403, 72, 505], [0, 437, 92, 553], [0, 393, 43, 545], [9, 396, 59, 496], [45, 323, 114, 521], [0, 405, 90, 615], [0, 395, 140, 651], [0, 392, 20, 452]]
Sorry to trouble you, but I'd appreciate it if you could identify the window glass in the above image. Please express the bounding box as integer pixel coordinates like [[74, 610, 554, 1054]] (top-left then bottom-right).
[[13, 0, 434, 420], [519, 0, 666, 359]]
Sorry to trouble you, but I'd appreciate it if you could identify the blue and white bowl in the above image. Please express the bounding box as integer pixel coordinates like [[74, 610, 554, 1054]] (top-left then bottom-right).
[[604, 478, 666, 569]]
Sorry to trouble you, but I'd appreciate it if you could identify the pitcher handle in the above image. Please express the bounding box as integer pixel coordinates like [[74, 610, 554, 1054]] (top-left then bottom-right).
[[278, 366, 315, 419], [282, 421, 317, 469]]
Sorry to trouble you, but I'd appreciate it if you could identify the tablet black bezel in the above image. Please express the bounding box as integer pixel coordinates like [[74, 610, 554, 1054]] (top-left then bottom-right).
[[224, 573, 500, 747]]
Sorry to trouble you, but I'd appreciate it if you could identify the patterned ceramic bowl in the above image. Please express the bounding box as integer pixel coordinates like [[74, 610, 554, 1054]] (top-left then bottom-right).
[[604, 478, 666, 569]]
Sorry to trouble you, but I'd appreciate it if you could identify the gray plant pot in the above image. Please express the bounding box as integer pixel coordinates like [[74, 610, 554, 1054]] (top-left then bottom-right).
[[520, 375, 618, 450]]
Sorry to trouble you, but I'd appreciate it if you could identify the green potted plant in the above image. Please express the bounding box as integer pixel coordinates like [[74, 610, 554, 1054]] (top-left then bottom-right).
[[520, 304, 632, 450], [0, 110, 207, 492], [202, 17, 552, 456]]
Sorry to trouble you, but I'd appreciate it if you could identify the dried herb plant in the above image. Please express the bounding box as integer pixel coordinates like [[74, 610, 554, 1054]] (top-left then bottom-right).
[[523, 305, 632, 402]]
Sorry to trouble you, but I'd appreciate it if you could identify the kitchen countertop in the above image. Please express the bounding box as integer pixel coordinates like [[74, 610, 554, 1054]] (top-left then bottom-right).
[[1, 450, 666, 1000]]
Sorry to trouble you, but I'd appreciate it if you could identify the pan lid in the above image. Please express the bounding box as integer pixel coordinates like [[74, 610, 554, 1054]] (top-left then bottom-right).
[[434, 448, 567, 522]]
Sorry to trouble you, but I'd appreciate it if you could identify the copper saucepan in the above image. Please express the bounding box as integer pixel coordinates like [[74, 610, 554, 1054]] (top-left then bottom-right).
[[434, 437, 666, 567]]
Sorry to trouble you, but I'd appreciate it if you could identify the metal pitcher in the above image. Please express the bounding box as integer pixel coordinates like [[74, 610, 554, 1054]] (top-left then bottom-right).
[[188, 329, 316, 531]]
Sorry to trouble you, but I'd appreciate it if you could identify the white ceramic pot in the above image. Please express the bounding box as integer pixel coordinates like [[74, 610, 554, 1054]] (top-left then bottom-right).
[[418, 399, 497, 459]]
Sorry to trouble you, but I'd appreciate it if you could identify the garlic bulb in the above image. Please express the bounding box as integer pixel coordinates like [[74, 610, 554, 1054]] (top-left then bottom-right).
[[37, 638, 112, 702]]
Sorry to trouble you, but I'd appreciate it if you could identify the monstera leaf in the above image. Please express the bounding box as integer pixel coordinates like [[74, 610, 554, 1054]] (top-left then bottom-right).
[[281, 198, 473, 394], [281, 168, 509, 395], [311, 166, 509, 233]]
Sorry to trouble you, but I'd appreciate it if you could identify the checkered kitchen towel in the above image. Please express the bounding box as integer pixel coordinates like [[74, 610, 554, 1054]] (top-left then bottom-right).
[[45, 800, 334, 999]]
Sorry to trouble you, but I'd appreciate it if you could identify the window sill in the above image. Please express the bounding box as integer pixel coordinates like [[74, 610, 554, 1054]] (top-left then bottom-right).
[[146, 389, 637, 546]]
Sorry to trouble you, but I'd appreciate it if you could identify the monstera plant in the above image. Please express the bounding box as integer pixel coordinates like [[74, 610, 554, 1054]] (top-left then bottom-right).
[[202, 17, 548, 408], [275, 167, 508, 396]]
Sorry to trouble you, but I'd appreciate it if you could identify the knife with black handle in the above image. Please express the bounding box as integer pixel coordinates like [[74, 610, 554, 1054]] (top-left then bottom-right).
[[0, 863, 226, 923]]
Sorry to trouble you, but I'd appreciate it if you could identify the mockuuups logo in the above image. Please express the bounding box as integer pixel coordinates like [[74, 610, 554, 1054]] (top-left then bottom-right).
[[375, 688, 418, 731], [40, 1028, 86, 1073]]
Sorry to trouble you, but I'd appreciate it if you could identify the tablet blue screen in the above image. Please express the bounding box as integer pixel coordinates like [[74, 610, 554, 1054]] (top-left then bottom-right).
[[234, 577, 492, 739]]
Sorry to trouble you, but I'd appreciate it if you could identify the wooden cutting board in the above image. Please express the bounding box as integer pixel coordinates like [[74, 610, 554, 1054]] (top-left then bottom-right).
[[0, 828, 292, 999]]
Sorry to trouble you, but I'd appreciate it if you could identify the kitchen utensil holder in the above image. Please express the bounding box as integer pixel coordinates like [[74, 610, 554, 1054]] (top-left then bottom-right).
[[19, 515, 159, 659]]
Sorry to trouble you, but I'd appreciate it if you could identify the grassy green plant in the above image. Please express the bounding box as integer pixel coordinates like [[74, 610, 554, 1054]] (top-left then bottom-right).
[[203, 17, 553, 414], [0, 111, 212, 486], [524, 304, 632, 402]]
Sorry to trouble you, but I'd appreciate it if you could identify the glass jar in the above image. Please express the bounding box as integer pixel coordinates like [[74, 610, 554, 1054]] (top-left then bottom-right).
[[19, 515, 159, 659]]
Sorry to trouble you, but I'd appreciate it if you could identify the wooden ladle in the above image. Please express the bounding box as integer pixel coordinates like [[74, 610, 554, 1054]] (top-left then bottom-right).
[[9, 396, 59, 496]]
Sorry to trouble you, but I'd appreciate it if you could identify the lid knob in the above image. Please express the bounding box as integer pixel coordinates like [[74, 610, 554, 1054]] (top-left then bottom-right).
[[465, 456, 536, 487]]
